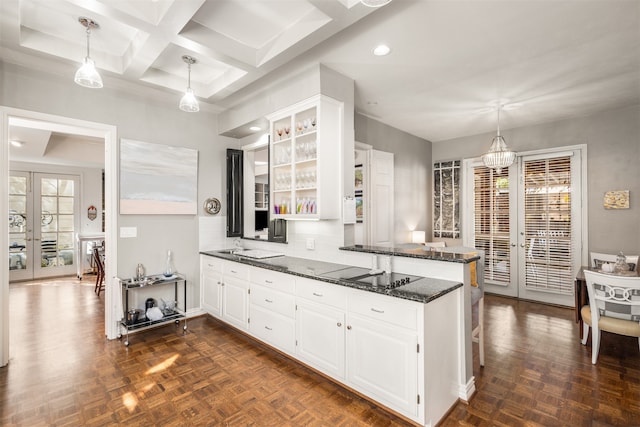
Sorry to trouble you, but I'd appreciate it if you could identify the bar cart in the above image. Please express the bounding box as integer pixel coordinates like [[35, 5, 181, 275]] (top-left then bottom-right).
[[119, 273, 187, 346]]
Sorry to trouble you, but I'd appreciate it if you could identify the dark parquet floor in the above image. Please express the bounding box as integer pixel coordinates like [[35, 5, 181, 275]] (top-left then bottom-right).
[[1, 276, 639, 426]]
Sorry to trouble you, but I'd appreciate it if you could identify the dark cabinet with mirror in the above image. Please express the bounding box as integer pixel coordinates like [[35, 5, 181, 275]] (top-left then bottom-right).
[[226, 147, 286, 242]]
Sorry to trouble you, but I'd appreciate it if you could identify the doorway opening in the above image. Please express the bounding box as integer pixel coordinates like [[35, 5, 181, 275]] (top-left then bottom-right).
[[1, 108, 118, 367]]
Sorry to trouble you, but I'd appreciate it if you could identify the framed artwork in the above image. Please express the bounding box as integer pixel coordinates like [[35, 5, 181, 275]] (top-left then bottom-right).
[[355, 193, 363, 222], [120, 139, 198, 215], [604, 190, 629, 209], [433, 160, 460, 238], [354, 164, 363, 191]]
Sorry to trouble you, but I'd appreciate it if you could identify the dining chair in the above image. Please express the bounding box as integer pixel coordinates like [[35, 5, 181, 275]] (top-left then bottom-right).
[[581, 270, 640, 364], [590, 252, 639, 272], [93, 247, 105, 296]]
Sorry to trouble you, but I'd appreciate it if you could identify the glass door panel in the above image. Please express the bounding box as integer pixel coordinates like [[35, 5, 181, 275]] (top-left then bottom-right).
[[9, 172, 32, 281], [34, 174, 79, 278]]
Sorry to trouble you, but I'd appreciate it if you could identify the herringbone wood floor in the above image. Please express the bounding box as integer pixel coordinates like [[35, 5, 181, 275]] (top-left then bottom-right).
[[1, 277, 639, 426]]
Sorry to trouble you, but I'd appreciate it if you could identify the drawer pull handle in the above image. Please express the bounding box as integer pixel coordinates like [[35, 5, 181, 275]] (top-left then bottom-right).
[[230, 270, 237, 274], [371, 308, 385, 314], [265, 326, 272, 331], [265, 280, 273, 284], [312, 292, 323, 297], [337, 322, 342, 327], [265, 298, 273, 303]]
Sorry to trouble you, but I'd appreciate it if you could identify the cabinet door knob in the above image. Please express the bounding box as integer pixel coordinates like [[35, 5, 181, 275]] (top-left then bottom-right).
[[337, 322, 342, 327], [347, 325, 352, 330]]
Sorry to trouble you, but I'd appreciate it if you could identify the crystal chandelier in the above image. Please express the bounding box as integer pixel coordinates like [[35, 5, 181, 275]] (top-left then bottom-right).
[[179, 55, 199, 113], [481, 105, 516, 174], [74, 17, 103, 89]]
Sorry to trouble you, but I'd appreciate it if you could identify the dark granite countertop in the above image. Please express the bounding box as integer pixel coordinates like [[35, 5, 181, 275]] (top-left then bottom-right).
[[200, 250, 462, 304], [339, 245, 481, 264]]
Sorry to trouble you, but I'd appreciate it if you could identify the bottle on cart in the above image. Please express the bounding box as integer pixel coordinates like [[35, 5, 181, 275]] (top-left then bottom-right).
[[136, 263, 145, 281], [164, 250, 174, 277]]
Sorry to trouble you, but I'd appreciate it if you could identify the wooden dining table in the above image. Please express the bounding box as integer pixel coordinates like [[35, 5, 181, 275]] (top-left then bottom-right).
[[574, 266, 640, 339]]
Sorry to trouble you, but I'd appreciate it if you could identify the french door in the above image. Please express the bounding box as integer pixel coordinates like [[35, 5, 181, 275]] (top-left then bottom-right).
[[9, 171, 79, 281], [465, 147, 584, 306]]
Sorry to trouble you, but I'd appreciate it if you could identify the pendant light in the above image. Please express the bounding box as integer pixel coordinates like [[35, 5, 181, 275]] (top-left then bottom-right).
[[361, 0, 392, 6], [481, 105, 516, 174], [179, 55, 199, 113], [74, 17, 103, 89]]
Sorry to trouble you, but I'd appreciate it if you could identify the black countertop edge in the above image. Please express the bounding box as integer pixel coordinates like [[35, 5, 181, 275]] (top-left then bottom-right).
[[339, 245, 481, 263], [200, 251, 463, 305]]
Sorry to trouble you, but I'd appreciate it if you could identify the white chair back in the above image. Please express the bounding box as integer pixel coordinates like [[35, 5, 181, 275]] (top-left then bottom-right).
[[590, 252, 639, 272], [584, 270, 640, 323]]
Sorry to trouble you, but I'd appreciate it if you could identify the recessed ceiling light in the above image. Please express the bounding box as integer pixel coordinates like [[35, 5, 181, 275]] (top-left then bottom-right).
[[249, 126, 261, 131], [255, 161, 268, 166], [10, 140, 24, 147], [373, 44, 391, 56]]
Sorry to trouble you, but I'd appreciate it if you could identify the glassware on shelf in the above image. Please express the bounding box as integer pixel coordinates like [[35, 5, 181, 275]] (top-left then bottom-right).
[[284, 126, 291, 138], [276, 128, 283, 140], [296, 121, 303, 135]]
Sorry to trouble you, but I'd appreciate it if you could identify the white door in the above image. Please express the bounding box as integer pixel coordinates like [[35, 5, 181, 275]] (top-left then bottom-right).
[[516, 152, 582, 306], [465, 147, 584, 306], [33, 174, 79, 279], [368, 150, 394, 246], [9, 172, 79, 280]]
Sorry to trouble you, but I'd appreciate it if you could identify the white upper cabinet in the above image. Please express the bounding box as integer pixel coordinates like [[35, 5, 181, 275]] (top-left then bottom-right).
[[267, 95, 343, 220]]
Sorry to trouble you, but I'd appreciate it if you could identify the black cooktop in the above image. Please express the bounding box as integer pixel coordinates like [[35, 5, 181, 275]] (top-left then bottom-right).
[[354, 272, 423, 290]]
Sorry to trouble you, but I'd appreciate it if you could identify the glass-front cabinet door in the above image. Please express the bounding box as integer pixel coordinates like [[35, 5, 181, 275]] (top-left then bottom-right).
[[268, 95, 342, 220]]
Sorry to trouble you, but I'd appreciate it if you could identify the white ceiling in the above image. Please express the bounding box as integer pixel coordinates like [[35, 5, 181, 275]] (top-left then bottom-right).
[[1, 0, 639, 145]]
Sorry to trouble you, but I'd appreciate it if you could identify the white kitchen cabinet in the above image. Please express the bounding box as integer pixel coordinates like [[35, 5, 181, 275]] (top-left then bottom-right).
[[346, 290, 420, 418], [200, 255, 223, 317], [295, 277, 347, 379], [248, 269, 296, 355], [296, 298, 345, 379], [222, 269, 250, 331], [267, 94, 343, 220]]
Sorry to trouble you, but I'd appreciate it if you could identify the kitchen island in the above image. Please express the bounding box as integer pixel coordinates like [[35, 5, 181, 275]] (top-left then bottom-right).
[[200, 249, 466, 427]]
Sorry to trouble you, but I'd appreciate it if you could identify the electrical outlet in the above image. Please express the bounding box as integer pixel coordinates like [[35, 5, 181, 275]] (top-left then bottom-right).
[[306, 238, 315, 250]]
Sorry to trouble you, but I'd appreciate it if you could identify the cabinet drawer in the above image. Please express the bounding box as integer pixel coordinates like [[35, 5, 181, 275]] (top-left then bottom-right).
[[250, 284, 295, 318], [201, 255, 223, 273], [250, 305, 296, 354], [223, 261, 249, 280], [296, 277, 347, 310], [348, 290, 419, 331], [250, 268, 295, 294]]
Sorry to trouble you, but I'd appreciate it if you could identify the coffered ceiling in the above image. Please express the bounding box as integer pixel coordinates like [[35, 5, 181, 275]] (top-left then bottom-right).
[[1, 0, 639, 144]]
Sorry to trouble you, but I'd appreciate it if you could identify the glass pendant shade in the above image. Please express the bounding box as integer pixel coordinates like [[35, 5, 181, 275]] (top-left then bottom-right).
[[482, 105, 516, 174], [481, 135, 516, 174], [179, 88, 199, 112], [74, 57, 103, 88], [179, 55, 199, 112], [361, 0, 392, 6]]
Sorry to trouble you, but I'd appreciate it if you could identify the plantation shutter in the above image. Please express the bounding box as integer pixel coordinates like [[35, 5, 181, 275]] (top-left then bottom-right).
[[473, 167, 511, 285], [523, 156, 573, 294]]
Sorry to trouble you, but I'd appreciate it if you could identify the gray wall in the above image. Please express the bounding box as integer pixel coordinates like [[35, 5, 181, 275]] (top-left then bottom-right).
[[355, 113, 433, 243], [433, 104, 640, 256], [1, 61, 229, 308]]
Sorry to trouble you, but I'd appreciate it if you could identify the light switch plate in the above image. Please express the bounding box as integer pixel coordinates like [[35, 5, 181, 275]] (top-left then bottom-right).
[[306, 238, 315, 250], [120, 226, 137, 238]]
